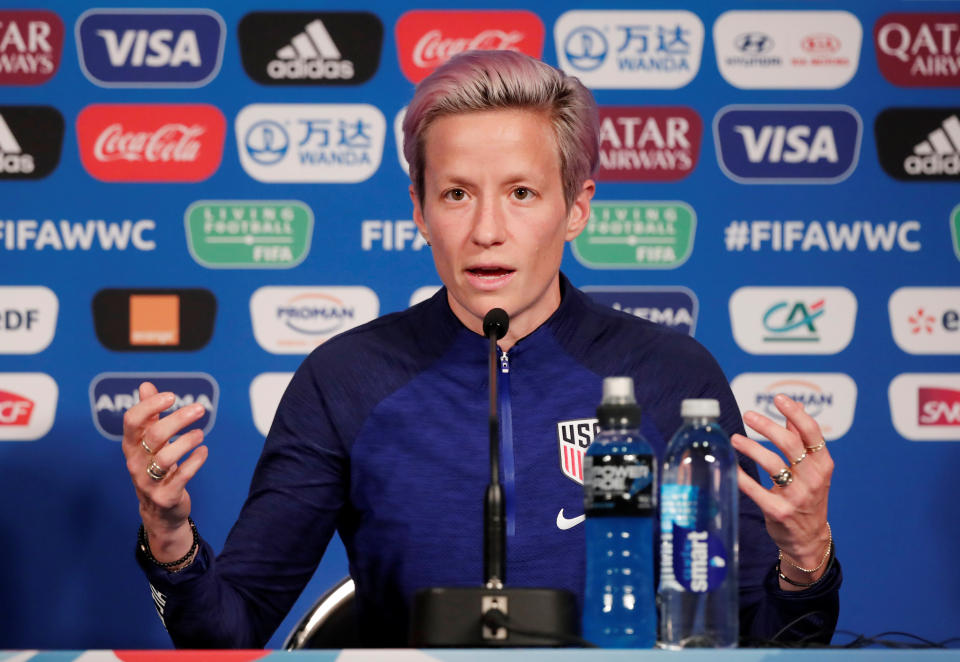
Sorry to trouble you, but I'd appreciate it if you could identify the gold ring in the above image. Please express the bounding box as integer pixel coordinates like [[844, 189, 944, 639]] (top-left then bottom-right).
[[805, 440, 826, 453], [146, 461, 167, 481], [771, 467, 793, 487], [140, 438, 154, 455], [792, 449, 807, 465]]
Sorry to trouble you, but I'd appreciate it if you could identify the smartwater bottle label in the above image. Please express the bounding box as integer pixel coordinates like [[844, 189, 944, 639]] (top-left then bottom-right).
[[660, 484, 728, 592], [583, 453, 655, 517]]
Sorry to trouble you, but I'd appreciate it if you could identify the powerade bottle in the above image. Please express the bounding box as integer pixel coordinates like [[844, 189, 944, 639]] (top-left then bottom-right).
[[658, 399, 739, 648], [582, 376, 657, 648]]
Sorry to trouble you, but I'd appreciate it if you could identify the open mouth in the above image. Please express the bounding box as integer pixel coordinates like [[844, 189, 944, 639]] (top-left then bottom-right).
[[467, 266, 515, 279]]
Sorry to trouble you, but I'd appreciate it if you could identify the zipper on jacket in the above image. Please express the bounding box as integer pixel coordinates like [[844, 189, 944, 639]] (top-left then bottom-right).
[[498, 349, 516, 537]]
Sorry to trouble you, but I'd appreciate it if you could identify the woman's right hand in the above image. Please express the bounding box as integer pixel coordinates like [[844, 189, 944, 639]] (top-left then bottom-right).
[[122, 381, 209, 563]]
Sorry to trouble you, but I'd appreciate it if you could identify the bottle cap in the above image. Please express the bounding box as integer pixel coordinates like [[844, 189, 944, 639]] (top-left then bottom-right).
[[597, 377, 641, 428], [681, 398, 720, 419], [601, 376, 636, 405]]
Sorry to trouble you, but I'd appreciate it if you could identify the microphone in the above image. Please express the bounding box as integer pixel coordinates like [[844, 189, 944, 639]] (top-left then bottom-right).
[[482, 308, 509, 589], [482, 308, 509, 340], [410, 307, 578, 647]]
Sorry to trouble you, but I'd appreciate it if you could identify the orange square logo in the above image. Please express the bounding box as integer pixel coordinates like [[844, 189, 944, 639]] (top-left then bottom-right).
[[129, 295, 180, 346]]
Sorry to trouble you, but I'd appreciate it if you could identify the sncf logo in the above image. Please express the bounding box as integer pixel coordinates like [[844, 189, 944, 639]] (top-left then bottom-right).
[[557, 418, 599, 485], [76, 9, 225, 87], [0, 389, 32, 425], [919, 388, 960, 426]]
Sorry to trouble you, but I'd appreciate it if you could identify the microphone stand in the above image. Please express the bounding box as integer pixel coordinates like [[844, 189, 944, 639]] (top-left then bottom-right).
[[410, 309, 578, 647]]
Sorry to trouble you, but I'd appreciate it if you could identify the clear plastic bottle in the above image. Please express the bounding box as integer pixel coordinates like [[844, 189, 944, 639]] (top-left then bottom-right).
[[582, 377, 657, 648], [658, 398, 739, 648]]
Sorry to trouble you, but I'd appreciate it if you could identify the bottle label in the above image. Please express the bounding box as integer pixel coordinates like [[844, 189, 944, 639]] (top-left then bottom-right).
[[660, 484, 728, 592], [583, 453, 655, 517]]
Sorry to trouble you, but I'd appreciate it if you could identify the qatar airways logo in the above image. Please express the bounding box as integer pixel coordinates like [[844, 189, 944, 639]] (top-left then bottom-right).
[[76, 104, 225, 181], [395, 10, 544, 83]]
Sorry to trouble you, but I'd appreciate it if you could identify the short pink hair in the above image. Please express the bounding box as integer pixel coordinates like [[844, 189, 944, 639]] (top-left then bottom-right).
[[403, 50, 599, 209]]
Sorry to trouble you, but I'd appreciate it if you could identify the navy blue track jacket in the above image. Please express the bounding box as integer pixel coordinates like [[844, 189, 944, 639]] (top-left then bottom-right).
[[138, 275, 840, 647]]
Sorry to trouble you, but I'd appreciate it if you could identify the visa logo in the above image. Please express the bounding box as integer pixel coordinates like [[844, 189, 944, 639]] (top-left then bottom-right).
[[715, 105, 861, 183], [734, 125, 838, 163], [96, 29, 201, 68], [77, 9, 224, 87]]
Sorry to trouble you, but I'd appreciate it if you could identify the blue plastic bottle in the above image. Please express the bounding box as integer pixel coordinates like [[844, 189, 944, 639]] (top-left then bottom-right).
[[582, 376, 657, 648], [658, 398, 739, 648]]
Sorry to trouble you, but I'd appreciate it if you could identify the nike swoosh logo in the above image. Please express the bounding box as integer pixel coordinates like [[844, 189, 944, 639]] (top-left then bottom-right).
[[556, 508, 585, 530]]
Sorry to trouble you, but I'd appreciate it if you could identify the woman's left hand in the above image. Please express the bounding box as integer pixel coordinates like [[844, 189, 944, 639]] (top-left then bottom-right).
[[730, 394, 834, 591]]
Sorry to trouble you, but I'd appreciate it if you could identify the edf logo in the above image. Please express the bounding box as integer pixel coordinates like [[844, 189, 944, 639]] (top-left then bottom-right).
[[76, 9, 225, 87], [714, 105, 861, 183]]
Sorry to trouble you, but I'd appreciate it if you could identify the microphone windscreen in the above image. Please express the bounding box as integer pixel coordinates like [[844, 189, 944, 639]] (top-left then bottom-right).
[[482, 308, 509, 340]]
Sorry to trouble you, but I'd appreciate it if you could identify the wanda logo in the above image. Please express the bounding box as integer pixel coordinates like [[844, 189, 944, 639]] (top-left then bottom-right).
[[395, 10, 544, 83], [76, 104, 225, 181]]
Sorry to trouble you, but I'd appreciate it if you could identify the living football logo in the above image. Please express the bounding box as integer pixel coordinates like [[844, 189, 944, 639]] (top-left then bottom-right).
[[0, 10, 64, 85], [90, 372, 218, 441], [184, 200, 313, 269], [572, 201, 696, 269], [92, 288, 216, 351], [554, 10, 704, 89], [395, 10, 544, 83], [76, 9, 224, 87], [714, 105, 862, 183], [238, 12, 382, 85], [0, 106, 64, 179], [714, 11, 861, 89], [875, 13, 960, 87], [0, 373, 57, 441], [875, 108, 960, 181], [597, 107, 702, 181], [76, 103, 225, 182]]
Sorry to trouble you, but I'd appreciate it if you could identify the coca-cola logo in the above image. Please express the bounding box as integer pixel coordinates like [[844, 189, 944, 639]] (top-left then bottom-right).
[[76, 104, 225, 182], [93, 124, 205, 162], [395, 10, 544, 83]]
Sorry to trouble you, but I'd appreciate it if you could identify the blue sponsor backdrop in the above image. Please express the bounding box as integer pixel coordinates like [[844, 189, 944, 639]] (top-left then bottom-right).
[[1, 0, 959, 650]]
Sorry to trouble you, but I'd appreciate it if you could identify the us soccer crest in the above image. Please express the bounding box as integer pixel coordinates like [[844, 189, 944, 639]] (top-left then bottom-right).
[[557, 418, 599, 485]]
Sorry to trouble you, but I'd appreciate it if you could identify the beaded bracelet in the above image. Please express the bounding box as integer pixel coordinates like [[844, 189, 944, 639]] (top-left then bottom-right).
[[779, 522, 832, 574], [778, 539, 837, 589], [138, 517, 199, 570]]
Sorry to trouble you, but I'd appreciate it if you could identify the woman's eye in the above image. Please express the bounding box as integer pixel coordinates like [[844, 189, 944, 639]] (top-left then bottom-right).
[[513, 187, 531, 200], [445, 189, 465, 201]]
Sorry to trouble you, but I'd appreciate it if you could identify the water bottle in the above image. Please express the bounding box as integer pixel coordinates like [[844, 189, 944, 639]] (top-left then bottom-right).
[[658, 399, 739, 648], [582, 376, 657, 648]]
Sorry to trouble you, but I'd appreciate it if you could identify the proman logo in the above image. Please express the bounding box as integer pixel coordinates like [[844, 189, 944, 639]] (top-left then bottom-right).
[[730, 373, 857, 441], [76, 8, 225, 87], [729, 287, 857, 355], [92, 288, 216, 351]]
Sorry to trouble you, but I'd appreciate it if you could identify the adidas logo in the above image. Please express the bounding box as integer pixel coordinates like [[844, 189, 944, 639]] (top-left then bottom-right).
[[0, 113, 34, 173], [905, 114, 960, 176], [267, 19, 354, 80]]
